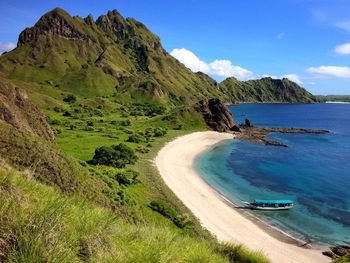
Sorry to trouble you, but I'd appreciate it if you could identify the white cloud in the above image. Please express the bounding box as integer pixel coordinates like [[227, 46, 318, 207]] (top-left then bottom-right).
[[334, 42, 350, 55], [309, 81, 316, 85], [0, 42, 16, 54], [170, 48, 209, 73], [307, 66, 350, 78], [170, 48, 254, 80], [281, 74, 303, 85], [335, 20, 350, 32]]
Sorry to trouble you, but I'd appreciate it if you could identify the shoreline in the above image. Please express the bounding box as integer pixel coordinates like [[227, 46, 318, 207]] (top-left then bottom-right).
[[155, 131, 330, 263]]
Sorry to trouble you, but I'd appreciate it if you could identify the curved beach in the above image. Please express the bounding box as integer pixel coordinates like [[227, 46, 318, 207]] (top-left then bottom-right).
[[155, 131, 330, 263]]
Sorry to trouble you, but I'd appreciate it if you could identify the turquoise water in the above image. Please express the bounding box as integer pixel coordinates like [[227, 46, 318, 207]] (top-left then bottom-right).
[[195, 103, 350, 245]]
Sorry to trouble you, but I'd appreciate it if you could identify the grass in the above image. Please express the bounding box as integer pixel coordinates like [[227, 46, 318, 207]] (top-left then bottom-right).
[[0, 167, 269, 263]]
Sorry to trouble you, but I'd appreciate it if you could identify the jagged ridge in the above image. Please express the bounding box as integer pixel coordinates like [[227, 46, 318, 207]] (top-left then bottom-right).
[[0, 7, 317, 104]]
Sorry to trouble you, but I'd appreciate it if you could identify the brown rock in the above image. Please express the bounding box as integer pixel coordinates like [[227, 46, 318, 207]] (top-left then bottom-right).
[[331, 245, 350, 257], [196, 98, 240, 132]]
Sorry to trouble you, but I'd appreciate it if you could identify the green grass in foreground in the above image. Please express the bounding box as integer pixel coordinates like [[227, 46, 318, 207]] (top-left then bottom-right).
[[335, 255, 350, 263], [0, 168, 270, 263]]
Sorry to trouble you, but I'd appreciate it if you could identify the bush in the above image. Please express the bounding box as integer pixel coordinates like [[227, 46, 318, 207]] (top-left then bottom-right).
[[63, 94, 76, 103], [53, 106, 62, 112], [62, 111, 72, 117], [114, 170, 139, 186], [136, 146, 150, 153], [148, 200, 186, 228], [153, 127, 167, 137], [87, 121, 94, 126], [126, 134, 144, 143], [89, 143, 137, 168]]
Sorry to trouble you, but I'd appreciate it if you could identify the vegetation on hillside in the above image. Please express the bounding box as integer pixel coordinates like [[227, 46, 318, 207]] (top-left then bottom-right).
[[0, 168, 269, 262]]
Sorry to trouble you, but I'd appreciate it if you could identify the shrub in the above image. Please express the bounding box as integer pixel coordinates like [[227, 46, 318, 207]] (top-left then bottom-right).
[[87, 121, 94, 127], [126, 134, 144, 143], [114, 170, 139, 186], [153, 127, 167, 137], [148, 200, 186, 228], [53, 106, 62, 112], [62, 111, 72, 117], [89, 143, 137, 168], [63, 94, 76, 104], [136, 146, 150, 153]]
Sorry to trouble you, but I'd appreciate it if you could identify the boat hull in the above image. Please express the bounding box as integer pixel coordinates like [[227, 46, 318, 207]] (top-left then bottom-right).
[[251, 206, 293, 211]]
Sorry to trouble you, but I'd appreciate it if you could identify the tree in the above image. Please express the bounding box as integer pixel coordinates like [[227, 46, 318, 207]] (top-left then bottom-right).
[[89, 143, 137, 168]]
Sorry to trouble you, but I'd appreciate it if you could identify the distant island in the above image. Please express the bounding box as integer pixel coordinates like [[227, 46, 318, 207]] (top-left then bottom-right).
[[316, 95, 350, 103]]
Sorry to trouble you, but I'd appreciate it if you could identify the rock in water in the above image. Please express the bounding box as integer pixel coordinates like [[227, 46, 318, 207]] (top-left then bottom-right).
[[196, 98, 240, 132]]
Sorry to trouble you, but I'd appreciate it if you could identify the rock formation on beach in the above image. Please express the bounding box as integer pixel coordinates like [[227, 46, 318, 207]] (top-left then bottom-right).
[[196, 98, 240, 132]]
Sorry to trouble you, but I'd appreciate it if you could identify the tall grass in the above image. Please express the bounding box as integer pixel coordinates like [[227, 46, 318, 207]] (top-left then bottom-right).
[[0, 168, 269, 263]]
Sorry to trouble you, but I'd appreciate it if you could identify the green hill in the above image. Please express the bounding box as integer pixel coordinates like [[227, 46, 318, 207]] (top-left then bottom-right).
[[0, 8, 223, 104], [219, 77, 317, 103]]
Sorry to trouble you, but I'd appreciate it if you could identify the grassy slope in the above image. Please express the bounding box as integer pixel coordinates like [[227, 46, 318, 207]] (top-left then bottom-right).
[[0, 78, 269, 262], [0, 168, 231, 262]]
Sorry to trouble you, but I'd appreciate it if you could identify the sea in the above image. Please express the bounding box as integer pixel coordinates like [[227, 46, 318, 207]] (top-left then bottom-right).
[[195, 103, 350, 246]]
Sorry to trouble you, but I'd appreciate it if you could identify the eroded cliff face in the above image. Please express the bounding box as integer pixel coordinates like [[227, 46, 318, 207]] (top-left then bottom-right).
[[0, 80, 55, 142], [196, 98, 240, 132]]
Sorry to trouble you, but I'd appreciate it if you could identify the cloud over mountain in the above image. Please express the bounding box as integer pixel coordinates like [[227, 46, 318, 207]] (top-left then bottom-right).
[[170, 48, 255, 80]]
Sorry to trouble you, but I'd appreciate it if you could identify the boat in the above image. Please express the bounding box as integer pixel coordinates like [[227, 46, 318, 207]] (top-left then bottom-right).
[[242, 199, 294, 210]]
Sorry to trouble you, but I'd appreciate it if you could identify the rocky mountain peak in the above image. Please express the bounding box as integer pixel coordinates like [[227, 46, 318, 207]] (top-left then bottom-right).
[[17, 7, 87, 46]]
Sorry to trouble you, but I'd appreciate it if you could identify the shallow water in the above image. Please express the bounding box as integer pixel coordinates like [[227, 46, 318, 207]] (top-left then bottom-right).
[[195, 103, 350, 245]]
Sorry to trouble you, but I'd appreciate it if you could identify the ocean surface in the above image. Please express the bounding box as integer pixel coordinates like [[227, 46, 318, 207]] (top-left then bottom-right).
[[195, 103, 350, 245]]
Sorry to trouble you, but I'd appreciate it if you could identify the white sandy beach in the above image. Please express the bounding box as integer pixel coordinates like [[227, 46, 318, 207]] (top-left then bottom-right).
[[155, 131, 330, 263]]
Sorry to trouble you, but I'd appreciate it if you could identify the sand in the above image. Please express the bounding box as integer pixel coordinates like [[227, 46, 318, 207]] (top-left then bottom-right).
[[155, 131, 330, 263]]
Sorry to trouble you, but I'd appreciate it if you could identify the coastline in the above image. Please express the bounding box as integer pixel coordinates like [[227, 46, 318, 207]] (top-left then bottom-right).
[[155, 131, 330, 263]]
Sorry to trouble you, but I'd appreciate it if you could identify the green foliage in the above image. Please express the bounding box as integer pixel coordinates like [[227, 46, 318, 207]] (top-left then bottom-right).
[[148, 200, 187, 228], [216, 243, 270, 263], [0, 168, 236, 263], [114, 169, 139, 186], [63, 94, 76, 103], [89, 143, 137, 168], [334, 255, 350, 263], [126, 133, 145, 143]]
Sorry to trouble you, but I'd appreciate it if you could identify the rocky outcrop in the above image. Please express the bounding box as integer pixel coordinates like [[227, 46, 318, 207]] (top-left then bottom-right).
[[18, 8, 89, 46], [323, 245, 350, 260], [0, 80, 55, 142], [196, 98, 240, 132]]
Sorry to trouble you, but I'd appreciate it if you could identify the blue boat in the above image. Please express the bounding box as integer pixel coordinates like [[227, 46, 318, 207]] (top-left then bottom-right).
[[243, 199, 294, 210]]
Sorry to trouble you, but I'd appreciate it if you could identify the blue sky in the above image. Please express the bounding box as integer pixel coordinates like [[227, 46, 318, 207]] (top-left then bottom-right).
[[1, 0, 350, 94]]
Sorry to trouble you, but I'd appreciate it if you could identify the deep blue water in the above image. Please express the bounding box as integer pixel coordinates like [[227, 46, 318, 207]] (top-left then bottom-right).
[[195, 103, 350, 245]]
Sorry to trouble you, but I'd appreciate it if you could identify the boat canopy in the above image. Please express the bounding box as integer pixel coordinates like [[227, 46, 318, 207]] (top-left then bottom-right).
[[254, 199, 293, 204]]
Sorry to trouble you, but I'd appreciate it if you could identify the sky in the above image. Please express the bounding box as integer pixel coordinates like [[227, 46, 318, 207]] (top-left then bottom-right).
[[0, 0, 350, 95]]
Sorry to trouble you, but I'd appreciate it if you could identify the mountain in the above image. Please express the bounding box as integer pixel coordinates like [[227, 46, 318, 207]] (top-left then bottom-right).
[[219, 77, 317, 103], [0, 8, 223, 104], [0, 8, 317, 105]]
